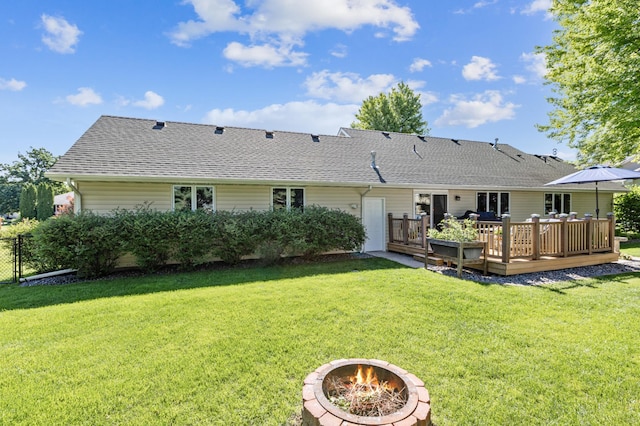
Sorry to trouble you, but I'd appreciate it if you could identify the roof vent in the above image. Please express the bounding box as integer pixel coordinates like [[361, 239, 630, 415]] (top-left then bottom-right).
[[370, 151, 379, 169], [214, 126, 224, 134], [492, 138, 499, 149], [413, 145, 423, 159], [265, 131, 274, 139], [382, 131, 390, 138], [417, 135, 426, 141], [451, 139, 460, 144], [311, 134, 320, 142], [153, 121, 166, 129]]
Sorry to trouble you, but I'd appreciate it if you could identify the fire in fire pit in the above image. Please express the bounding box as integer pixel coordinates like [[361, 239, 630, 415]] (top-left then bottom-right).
[[302, 359, 431, 426]]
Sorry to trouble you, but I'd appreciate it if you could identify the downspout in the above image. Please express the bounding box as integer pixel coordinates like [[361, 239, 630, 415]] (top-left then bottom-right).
[[66, 178, 82, 213]]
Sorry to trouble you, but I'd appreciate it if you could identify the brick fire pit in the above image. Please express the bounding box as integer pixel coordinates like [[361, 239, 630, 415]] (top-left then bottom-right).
[[302, 359, 431, 426]]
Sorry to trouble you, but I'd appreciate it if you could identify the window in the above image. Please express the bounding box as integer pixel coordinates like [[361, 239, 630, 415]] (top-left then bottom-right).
[[414, 193, 431, 217], [476, 192, 510, 215], [272, 187, 304, 210], [544, 193, 571, 215], [173, 185, 214, 213]]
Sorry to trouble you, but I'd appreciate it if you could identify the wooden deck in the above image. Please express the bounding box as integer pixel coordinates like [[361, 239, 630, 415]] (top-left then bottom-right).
[[386, 213, 621, 276], [388, 242, 620, 276]]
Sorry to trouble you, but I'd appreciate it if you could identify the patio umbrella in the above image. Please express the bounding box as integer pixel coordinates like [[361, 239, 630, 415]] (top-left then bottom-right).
[[545, 165, 640, 219]]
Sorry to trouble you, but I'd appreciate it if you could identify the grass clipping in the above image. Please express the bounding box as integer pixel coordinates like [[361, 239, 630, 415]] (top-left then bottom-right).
[[326, 376, 407, 417]]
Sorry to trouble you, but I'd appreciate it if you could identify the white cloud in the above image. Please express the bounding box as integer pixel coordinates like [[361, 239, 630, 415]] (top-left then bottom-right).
[[409, 58, 432, 73], [521, 52, 547, 78], [170, 0, 419, 67], [0, 77, 27, 91], [65, 87, 102, 107], [435, 91, 518, 128], [304, 70, 396, 103], [330, 44, 348, 58], [512, 75, 526, 84], [133, 91, 165, 109], [41, 14, 82, 54], [462, 56, 500, 81], [223, 41, 308, 67], [522, 0, 552, 16], [204, 100, 358, 134]]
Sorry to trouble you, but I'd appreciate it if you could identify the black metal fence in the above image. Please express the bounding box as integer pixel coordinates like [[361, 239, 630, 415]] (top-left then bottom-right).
[[0, 235, 30, 284]]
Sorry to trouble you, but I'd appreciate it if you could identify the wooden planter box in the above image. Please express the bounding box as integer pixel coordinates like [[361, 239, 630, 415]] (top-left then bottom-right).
[[427, 238, 487, 277]]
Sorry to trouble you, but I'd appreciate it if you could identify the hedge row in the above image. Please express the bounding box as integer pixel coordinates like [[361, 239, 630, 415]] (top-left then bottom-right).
[[31, 206, 366, 278]]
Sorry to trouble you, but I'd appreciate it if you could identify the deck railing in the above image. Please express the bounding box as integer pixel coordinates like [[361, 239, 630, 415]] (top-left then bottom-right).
[[388, 213, 429, 248], [388, 212, 616, 263]]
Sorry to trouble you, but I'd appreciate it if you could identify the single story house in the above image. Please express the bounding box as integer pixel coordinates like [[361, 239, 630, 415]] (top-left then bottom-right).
[[47, 115, 623, 252]]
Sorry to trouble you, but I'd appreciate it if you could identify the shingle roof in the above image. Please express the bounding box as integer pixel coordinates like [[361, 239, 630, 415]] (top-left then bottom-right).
[[47, 115, 620, 191]]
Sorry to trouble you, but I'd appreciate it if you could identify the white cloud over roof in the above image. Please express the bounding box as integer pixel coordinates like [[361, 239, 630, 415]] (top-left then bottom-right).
[[522, 0, 552, 16], [65, 87, 102, 107], [133, 91, 165, 110], [204, 100, 358, 134], [304, 71, 396, 103], [409, 58, 432, 73], [41, 14, 82, 54], [435, 90, 518, 128], [170, 0, 419, 67]]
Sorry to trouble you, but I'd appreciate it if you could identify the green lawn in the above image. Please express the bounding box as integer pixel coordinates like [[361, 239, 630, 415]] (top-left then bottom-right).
[[1, 258, 639, 425], [620, 240, 640, 258]]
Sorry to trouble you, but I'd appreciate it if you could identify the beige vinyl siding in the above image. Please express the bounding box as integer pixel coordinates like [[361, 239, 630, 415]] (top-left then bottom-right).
[[447, 189, 476, 217], [306, 186, 363, 217], [367, 187, 413, 218], [77, 181, 172, 214]]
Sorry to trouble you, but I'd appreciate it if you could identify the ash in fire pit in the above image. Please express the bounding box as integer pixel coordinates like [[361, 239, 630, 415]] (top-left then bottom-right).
[[302, 359, 431, 426]]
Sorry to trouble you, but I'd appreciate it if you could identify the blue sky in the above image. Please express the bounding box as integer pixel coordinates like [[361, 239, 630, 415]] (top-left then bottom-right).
[[0, 0, 566, 166]]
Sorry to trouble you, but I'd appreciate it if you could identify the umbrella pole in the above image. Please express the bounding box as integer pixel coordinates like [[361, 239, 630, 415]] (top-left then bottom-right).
[[595, 181, 599, 219]]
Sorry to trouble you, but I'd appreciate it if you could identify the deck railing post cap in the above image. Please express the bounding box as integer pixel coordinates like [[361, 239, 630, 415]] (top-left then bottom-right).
[[502, 213, 511, 218], [584, 213, 593, 218], [569, 212, 577, 215], [559, 213, 569, 218], [530, 213, 540, 218], [607, 212, 614, 217]]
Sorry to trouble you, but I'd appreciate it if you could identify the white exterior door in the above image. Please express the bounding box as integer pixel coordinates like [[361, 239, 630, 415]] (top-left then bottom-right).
[[363, 197, 385, 252]]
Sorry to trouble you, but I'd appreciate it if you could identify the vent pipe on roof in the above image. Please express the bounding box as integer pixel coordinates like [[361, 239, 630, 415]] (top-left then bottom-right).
[[311, 134, 320, 142], [153, 121, 166, 129], [215, 126, 224, 134], [265, 131, 274, 139], [382, 131, 390, 138], [413, 145, 423, 159], [493, 138, 499, 149], [370, 151, 379, 169]]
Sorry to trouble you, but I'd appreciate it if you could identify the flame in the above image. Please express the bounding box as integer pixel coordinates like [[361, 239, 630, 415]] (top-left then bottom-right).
[[350, 365, 379, 387]]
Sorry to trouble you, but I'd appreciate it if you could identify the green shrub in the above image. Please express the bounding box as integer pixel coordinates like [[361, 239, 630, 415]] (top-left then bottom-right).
[[116, 207, 177, 272], [33, 212, 124, 278], [615, 185, 640, 233], [173, 209, 215, 269], [428, 216, 479, 242], [0, 218, 46, 272], [210, 210, 259, 265]]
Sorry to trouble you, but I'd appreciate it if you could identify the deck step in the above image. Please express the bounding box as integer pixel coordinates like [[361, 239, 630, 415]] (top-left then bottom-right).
[[413, 253, 444, 266]]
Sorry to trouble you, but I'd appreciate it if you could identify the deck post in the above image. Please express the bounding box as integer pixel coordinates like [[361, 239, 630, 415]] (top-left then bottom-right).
[[402, 213, 409, 245], [584, 214, 593, 255], [501, 214, 511, 263], [607, 212, 615, 252], [531, 214, 540, 260], [560, 213, 569, 257], [388, 213, 394, 243], [421, 214, 428, 248]]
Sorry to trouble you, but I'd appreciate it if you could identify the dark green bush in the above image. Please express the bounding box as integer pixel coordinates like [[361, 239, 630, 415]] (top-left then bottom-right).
[[173, 209, 215, 269], [116, 207, 177, 272], [28, 205, 366, 277], [33, 212, 124, 278], [615, 185, 640, 233]]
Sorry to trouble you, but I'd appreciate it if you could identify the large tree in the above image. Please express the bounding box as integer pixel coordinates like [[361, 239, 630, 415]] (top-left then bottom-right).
[[351, 82, 429, 134], [0, 147, 65, 214], [537, 0, 640, 165]]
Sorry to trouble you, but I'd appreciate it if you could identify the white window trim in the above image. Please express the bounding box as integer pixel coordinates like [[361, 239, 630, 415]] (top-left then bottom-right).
[[172, 185, 215, 212], [271, 187, 306, 210]]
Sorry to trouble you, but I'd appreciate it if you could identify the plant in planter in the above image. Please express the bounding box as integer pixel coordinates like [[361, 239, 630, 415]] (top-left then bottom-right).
[[427, 216, 486, 277]]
